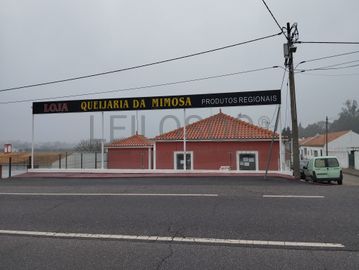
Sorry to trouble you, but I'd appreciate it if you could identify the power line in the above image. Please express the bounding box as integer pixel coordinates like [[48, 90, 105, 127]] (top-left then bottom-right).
[[0, 66, 280, 105], [0, 32, 282, 93], [297, 72, 359, 77], [296, 50, 359, 66], [260, 0, 287, 38], [297, 61, 359, 72], [269, 69, 287, 129], [309, 63, 359, 71], [296, 41, 359, 45], [315, 59, 359, 68], [279, 67, 287, 90], [284, 78, 289, 129], [297, 59, 359, 71]]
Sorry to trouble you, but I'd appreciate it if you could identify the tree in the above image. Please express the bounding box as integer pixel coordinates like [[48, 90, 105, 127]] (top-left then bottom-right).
[[299, 121, 327, 137], [282, 126, 292, 142], [331, 99, 359, 133], [296, 99, 359, 137], [74, 139, 102, 152]]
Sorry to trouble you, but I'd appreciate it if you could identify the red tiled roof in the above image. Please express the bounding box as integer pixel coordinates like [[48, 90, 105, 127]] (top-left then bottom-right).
[[300, 130, 350, 147], [155, 112, 279, 141], [107, 134, 153, 148], [299, 136, 315, 145]]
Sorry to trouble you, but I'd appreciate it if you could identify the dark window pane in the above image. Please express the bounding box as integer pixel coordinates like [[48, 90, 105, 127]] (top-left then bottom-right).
[[239, 154, 256, 170], [315, 159, 326, 168], [327, 158, 339, 167]]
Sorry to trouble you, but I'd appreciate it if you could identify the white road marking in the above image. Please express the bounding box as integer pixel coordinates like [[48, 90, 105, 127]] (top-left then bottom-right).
[[263, 195, 325, 198], [0, 230, 344, 248], [0, 192, 218, 197]]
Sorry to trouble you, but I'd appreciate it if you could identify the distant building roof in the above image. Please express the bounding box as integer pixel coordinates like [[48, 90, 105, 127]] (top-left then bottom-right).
[[299, 136, 316, 145], [155, 112, 279, 141], [299, 130, 350, 147], [107, 134, 153, 148]]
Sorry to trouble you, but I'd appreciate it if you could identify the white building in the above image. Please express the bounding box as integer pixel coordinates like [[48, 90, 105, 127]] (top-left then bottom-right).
[[299, 130, 359, 169]]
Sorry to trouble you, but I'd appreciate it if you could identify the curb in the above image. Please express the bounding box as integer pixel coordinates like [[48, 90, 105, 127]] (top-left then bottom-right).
[[343, 170, 359, 178], [13, 172, 295, 180]]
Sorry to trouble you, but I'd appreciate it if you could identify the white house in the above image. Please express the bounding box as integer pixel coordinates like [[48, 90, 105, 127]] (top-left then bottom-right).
[[299, 130, 359, 169]]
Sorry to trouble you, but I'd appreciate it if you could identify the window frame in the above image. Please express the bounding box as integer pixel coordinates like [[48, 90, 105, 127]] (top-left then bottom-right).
[[236, 151, 259, 171], [173, 151, 194, 170]]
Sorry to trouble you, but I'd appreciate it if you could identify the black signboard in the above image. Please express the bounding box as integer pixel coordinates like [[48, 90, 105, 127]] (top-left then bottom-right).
[[32, 90, 281, 114]]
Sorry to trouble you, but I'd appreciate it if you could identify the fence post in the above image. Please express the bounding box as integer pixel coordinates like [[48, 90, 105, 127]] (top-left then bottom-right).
[[59, 154, 62, 169], [65, 152, 68, 169], [0, 165, 2, 179], [81, 153, 83, 169], [95, 152, 97, 169], [8, 157, 12, 178], [28, 156, 32, 169]]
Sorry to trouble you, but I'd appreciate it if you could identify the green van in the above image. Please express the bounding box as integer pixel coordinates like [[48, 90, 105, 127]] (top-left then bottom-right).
[[303, 156, 343, 185]]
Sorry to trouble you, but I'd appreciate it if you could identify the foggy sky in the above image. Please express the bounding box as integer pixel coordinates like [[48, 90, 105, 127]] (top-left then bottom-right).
[[1, 0, 358, 143]]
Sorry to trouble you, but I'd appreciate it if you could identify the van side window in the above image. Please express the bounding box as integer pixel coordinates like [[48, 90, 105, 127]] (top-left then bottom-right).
[[315, 159, 326, 168]]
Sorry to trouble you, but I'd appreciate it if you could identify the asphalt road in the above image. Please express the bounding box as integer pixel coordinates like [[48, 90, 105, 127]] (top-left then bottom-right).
[[0, 175, 358, 269]]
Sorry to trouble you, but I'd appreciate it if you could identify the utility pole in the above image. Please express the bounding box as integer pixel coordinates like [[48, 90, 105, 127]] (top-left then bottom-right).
[[325, 116, 328, 156], [285, 22, 300, 179]]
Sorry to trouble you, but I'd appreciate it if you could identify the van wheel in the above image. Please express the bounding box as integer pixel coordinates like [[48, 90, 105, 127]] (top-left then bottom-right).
[[338, 172, 343, 185]]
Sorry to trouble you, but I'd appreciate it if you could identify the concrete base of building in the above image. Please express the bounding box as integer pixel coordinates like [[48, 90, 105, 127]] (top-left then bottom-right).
[[14, 169, 294, 180]]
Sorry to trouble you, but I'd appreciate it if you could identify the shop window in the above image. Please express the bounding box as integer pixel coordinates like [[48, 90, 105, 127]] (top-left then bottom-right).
[[237, 151, 258, 171], [174, 152, 193, 170]]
